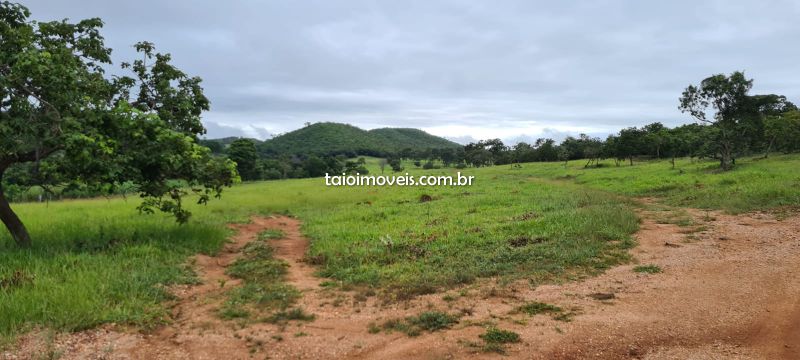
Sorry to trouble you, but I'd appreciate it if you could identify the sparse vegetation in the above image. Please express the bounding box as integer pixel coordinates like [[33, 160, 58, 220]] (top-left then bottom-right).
[[515, 302, 563, 316], [380, 311, 458, 336], [263, 307, 315, 324], [257, 229, 285, 241], [514, 301, 576, 322], [218, 240, 302, 322], [633, 265, 663, 274]]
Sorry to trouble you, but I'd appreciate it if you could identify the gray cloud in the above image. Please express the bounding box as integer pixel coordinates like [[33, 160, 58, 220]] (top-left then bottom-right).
[[23, 0, 800, 143]]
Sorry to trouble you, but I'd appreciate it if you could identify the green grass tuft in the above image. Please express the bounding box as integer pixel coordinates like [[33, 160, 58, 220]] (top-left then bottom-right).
[[633, 265, 663, 274], [381, 311, 458, 336], [515, 302, 563, 316], [480, 328, 520, 344]]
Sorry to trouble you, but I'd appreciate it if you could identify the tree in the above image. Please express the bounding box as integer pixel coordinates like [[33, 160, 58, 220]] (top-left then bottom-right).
[[378, 158, 388, 174], [0, 3, 236, 247], [617, 127, 644, 165], [643, 122, 666, 158], [439, 148, 456, 167], [604, 135, 623, 166], [227, 139, 259, 180], [679, 72, 780, 170], [343, 160, 368, 174], [388, 157, 403, 172], [534, 138, 559, 162], [302, 155, 328, 177], [581, 135, 603, 167], [199, 139, 224, 154], [764, 110, 800, 157]]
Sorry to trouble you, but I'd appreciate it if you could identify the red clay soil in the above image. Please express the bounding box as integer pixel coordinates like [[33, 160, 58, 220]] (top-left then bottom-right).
[[5, 205, 800, 359]]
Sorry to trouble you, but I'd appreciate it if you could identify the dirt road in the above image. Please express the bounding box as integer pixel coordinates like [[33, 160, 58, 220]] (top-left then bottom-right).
[[6, 205, 800, 359]]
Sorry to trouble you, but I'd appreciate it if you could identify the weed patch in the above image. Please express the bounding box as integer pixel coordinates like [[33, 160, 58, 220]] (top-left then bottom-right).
[[514, 301, 576, 322], [262, 307, 315, 324], [480, 328, 520, 343], [257, 229, 285, 241], [515, 302, 562, 316], [380, 311, 458, 336], [633, 265, 663, 274]]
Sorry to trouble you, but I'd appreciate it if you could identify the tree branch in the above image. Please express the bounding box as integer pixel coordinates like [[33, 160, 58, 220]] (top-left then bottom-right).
[[0, 146, 61, 170]]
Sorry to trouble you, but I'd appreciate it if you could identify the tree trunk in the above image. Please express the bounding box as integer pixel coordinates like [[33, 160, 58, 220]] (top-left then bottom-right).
[[629, 156, 633, 166], [764, 137, 775, 159], [0, 179, 31, 248], [720, 145, 733, 171]]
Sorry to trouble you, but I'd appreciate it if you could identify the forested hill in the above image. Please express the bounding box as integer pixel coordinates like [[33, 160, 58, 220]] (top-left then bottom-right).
[[255, 122, 460, 157]]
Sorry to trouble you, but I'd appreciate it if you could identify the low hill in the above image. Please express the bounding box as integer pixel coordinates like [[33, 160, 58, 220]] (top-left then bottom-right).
[[257, 122, 460, 157]]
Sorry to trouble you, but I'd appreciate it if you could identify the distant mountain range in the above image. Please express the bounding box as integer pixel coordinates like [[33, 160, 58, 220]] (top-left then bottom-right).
[[202, 122, 460, 157]]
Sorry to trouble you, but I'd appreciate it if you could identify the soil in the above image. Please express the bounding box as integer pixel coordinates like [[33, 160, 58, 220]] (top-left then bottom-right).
[[4, 203, 800, 360]]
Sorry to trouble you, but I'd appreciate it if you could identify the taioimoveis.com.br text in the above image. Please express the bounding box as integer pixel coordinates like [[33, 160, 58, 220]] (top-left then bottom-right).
[[324, 172, 474, 186]]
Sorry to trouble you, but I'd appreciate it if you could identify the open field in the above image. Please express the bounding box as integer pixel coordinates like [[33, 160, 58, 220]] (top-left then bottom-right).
[[2, 155, 800, 358], [526, 154, 800, 213]]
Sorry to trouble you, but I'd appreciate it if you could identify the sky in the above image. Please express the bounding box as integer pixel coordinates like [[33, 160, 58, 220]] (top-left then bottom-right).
[[24, 0, 800, 144]]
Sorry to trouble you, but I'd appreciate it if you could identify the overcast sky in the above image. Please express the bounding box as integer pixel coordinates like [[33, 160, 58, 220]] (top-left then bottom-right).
[[24, 0, 800, 144]]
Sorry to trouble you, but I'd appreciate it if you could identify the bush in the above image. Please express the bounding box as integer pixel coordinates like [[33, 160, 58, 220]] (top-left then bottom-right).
[[480, 328, 520, 344], [408, 311, 457, 331]]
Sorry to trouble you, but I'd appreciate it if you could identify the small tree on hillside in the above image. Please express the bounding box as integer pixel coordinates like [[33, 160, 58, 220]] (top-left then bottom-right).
[[0, 3, 237, 247]]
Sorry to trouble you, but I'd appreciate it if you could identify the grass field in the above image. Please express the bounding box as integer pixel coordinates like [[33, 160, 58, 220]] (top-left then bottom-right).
[[526, 154, 800, 213], [1, 154, 798, 341]]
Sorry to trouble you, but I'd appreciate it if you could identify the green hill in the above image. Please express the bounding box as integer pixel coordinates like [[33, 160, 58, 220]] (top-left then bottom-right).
[[256, 122, 460, 157]]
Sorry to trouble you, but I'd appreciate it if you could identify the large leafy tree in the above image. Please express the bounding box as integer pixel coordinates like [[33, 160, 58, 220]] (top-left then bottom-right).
[[0, 2, 237, 247], [679, 71, 795, 170]]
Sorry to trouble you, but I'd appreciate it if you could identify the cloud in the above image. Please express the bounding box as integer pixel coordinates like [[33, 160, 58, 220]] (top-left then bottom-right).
[[23, 0, 800, 143]]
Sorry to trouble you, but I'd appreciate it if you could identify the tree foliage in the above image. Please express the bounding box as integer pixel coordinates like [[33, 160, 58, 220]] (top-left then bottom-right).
[[0, 2, 237, 247], [227, 139, 259, 181], [258, 122, 460, 158], [679, 71, 796, 170]]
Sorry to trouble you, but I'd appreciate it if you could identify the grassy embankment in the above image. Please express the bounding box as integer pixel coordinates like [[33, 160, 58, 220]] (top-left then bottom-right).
[[1, 153, 798, 340]]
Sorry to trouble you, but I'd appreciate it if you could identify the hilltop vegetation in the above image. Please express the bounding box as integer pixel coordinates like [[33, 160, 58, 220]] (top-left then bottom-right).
[[195, 123, 461, 182], [257, 122, 460, 157]]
